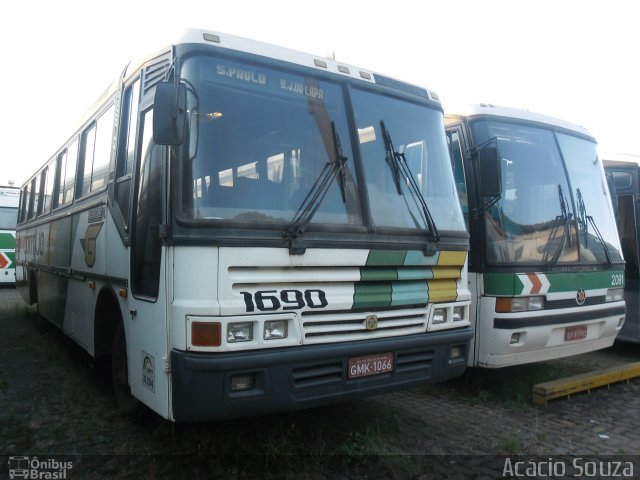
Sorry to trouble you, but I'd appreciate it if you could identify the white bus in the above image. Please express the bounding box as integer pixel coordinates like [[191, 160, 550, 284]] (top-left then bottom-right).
[[603, 154, 640, 343], [16, 29, 472, 421], [445, 104, 625, 368], [0, 184, 20, 284]]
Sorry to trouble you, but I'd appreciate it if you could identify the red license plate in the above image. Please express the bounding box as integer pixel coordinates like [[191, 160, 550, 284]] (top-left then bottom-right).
[[348, 352, 393, 379], [565, 325, 588, 341]]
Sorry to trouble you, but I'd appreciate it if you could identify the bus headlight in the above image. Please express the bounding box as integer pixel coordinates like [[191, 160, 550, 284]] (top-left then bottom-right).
[[495, 296, 545, 313], [433, 308, 447, 324], [606, 288, 624, 302], [264, 320, 288, 340], [227, 322, 254, 343], [452, 306, 465, 321]]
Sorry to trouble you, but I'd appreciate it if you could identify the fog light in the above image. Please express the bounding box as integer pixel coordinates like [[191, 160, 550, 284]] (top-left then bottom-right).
[[264, 320, 288, 340], [227, 322, 253, 343], [452, 306, 465, 321], [433, 308, 447, 324], [191, 321, 221, 347], [618, 317, 625, 328], [449, 345, 464, 360], [231, 373, 256, 392], [510, 332, 521, 344]]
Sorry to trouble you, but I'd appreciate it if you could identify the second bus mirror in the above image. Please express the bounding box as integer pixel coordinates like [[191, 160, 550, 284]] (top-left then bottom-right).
[[153, 81, 187, 146], [478, 147, 502, 198]]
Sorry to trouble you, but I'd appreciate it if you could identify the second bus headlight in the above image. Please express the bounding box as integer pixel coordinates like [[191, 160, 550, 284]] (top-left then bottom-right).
[[227, 322, 254, 343], [264, 320, 288, 340], [495, 296, 545, 313]]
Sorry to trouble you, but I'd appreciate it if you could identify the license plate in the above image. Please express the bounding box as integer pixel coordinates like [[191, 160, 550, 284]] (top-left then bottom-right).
[[348, 352, 393, 379], [565, 325, 588, 341]]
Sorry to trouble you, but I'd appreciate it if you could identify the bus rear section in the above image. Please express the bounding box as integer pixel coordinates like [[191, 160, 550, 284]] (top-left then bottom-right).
[[604, 155, 640, 343], [445, 104, 626, 368], [0, 185, 20, 284]]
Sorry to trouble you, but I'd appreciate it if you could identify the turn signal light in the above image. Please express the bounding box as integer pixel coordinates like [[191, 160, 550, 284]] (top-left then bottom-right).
[[191, 321, 221, 347]]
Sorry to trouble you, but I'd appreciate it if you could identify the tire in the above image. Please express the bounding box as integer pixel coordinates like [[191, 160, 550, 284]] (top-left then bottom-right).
[[111, 322, 146, 420]]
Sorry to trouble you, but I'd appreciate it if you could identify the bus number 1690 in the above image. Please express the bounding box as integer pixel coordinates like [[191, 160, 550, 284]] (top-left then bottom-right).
[[240, 289, 328, 312]]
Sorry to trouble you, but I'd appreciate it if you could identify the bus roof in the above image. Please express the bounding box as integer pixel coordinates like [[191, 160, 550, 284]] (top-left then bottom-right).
[[444, 103, 594, 139], [602, 153, 640, 165], [125, 28, 440, 102]]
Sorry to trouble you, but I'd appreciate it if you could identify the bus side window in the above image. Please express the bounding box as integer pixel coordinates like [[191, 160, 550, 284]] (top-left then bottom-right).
[[115, 78, 141, 228], [42, 160, 55, 215], [132, 109, 162, 298], [447, 128, 469, 229], [28, 176, 39, 220], [77, 105, 115, 198]]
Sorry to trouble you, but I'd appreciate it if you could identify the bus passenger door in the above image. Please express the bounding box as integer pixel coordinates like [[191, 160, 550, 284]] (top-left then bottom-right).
[[127, 106, 171, 418]]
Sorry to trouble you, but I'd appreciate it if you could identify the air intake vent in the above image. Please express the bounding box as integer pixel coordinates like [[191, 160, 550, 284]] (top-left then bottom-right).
[[292, 361, 343, 389], [142, 53, 172, 96]]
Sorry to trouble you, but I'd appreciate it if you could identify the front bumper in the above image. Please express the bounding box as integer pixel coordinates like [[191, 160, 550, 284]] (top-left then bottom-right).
[[171, 327, 472, 421]]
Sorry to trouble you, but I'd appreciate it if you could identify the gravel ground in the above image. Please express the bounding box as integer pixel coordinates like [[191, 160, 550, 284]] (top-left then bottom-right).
[[1, 286, 638, 479]]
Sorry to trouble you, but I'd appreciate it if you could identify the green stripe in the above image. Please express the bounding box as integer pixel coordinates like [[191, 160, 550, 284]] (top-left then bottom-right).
[[366, 250, 407, 266], [0, 232, 15, 250], [353, 283, 392, 309], [361, 268, 398, 282], [404, 250, 440, 266], [484, 270, 626, 296], [391, 281, 428, 306]]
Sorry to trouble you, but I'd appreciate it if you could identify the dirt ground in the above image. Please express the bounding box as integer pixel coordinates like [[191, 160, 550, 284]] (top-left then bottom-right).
[[1, 286, 638, 479]]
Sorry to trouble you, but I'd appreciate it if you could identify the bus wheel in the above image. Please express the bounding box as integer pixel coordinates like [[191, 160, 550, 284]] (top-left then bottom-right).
[[111, 322, 146, 420]]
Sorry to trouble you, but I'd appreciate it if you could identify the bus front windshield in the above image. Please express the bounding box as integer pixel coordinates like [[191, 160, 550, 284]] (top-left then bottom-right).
[[178, 55, 465, 235], [471, 120, 622, 266]]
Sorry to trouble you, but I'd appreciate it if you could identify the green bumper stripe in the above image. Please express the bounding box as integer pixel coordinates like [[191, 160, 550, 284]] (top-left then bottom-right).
[[0, 232, 16, 250]]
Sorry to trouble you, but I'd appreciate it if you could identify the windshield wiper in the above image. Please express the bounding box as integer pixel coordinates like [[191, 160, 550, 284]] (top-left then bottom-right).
[[284, 122, 348, 254], [543, 184, 573, 266], [379, 120, 439, 243], [576, 188, 612, 266]]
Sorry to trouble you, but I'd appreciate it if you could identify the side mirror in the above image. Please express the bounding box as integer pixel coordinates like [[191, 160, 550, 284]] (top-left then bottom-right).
[[153, 81, 187, 145], [478, 146, 502, 198]]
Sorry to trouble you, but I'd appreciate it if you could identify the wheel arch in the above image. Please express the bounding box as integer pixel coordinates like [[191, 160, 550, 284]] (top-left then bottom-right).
[[94, 286, 123, 359]]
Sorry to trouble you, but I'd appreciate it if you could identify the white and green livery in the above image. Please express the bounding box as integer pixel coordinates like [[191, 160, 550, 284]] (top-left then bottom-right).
[[445, 104, 625, 368], [16, 30, 471, 421]]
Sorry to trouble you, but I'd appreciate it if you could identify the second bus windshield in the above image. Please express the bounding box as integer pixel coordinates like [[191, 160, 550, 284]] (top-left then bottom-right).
[[471, 120, 622, 265]]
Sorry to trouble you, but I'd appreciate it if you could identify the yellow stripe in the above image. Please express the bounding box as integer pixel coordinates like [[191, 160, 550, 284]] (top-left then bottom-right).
[[431, 266, 462, 280], [427, 279, 458, 302], [437, 251, 467, 267]]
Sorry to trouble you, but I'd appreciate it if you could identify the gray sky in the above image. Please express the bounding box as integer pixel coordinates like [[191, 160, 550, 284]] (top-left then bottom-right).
[[2, 0, 638, 185]]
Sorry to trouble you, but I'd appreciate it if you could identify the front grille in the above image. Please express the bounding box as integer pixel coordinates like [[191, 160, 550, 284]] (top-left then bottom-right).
[[302, 308, 428, 344]]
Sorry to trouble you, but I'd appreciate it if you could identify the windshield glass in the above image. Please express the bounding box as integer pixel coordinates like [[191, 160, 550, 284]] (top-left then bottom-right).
[[350, 90, 465, 232], [177, 54, 465, 235], [472, 120, 622, 265], [0, 206, 18, 230], [557, 133, 623, 263], [179, 55, 361, 226]]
